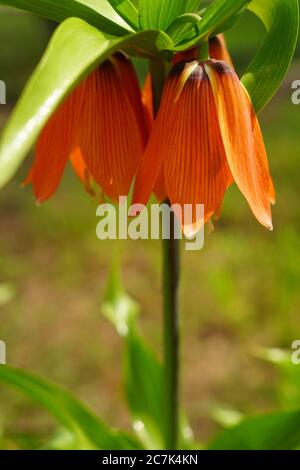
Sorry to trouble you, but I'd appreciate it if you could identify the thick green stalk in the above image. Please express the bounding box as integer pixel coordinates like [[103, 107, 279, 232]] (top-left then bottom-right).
[[199, 40, 210, 61], [150, 58, 181, 450], [162, 210, 180, 450], [149, 58, 167, 113]]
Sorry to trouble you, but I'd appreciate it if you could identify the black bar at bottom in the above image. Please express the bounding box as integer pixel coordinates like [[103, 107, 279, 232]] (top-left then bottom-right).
[[0, 449, 299, 466]]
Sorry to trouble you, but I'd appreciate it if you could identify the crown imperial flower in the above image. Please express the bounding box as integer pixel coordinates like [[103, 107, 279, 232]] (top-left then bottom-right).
[[133, 59, 274, 234], [25, 53, 148, 203]]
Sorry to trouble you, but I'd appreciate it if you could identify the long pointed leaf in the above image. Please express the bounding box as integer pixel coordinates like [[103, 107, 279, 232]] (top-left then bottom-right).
[[0, 0, 132, 35], [0, 365, 140, 450], [0, 18, 173, 189], [106, 0, 140, 30], [102, 266, 194, 450], [242, 0, 299, 112], [102, 267, 165, 449], [174, 0, 250, 50], [209, 410, 300, 450], [139, 0, 202, 30]]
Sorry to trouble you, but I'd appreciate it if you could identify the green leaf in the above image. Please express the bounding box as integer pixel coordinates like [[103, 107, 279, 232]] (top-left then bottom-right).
[[102, 267, 165, 449], [0, 17, 173, 189], [166, 13, 202, 45], [139, 0, 202, 31], [106, 0, 140, 30], [211, 8, 245, 36], [0, 0, 132, 36], [174, 0, 298, 113], [102, 265, 195, 450], [209, 410, 300, 450], [83, 0, 133, 24], [175, 0, 250, 50], [241, 0, 299, 113], [102, 263, 139, 337], [210, 406, 244, 429], [257, 348, 300, 408], [124, 333, 165, 449], [43, 428, 84, 450], [0, 365, 140, 450], [198, 0, 250, 37]]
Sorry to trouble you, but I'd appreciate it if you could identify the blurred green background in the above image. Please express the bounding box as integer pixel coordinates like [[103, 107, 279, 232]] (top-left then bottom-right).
[[0, 5, 299, 448]]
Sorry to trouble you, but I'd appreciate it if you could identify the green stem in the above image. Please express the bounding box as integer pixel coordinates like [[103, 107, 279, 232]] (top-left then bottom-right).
[[150, 58, 181, 450], [162, 206, 180, 450], [149, 58, 167, 113], [199, 40, 210, 61]]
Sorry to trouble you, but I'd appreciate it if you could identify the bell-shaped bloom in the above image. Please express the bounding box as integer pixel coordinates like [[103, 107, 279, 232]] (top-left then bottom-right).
[[132, 59, 274, 235], [145, 35, 232, 127], [143, 35, 235, 206], [25, 53, 147, 203]]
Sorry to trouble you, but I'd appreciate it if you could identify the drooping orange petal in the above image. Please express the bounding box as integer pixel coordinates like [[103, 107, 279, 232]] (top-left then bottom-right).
[[22, 168, 33, 187], [142, 73, 154, 131], [132, 61, 199, 211], [112, 53, 149, 145], [153, 168, 167, 202], [141, 74, 166, 201], [205, 60, 273, 229], [162, 65, 230, 236], [27, 84, 86, 203], [133, 61, 230, 234], [70, 147, 95, 196], [70, 147, 87, 183], [79, 60, 144, 202], [209, 34, 234, 68]]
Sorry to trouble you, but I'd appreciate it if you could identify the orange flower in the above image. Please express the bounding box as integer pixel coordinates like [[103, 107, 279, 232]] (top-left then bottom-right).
[[132, 59, 274, 235], [26, 37, 274, 233], [145, 35, 232, 124], [142, 73, 154, 129], [25, 53, 147, 203], [143, 35, 235, 206]]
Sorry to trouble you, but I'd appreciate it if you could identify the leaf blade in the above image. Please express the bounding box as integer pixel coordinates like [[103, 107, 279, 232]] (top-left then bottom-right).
[[102, 266, 195, 450], [174, 0, 250, 50], [102, 266, 165, 449], [0, 0, 132, 35], [242, 0, 299, 112], [0, 365, 140, 450], [106, 0, 140, 30], [139, 0, 202, 30], [209, 410, 300, 450]]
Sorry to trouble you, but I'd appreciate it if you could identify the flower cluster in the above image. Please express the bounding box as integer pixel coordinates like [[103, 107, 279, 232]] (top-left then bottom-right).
[[26, 36, 274, 233]]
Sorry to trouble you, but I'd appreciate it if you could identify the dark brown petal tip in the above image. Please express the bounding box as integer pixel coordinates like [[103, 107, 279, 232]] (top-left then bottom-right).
[[188, 64, 204, 83], [206, 59, 234, 76], [170, 59, 199, 77]]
